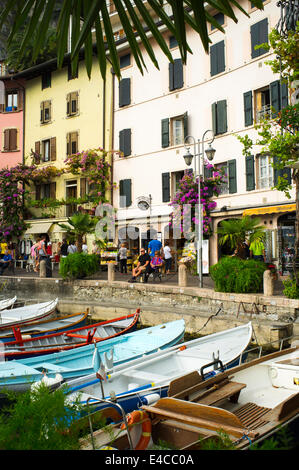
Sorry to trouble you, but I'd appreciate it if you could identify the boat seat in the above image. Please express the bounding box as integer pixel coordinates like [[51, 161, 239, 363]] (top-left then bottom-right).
[[123, 369, 167, 383], [195, 381, 246, 405]]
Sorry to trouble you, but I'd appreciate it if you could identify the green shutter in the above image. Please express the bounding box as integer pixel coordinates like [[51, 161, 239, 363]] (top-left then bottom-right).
[[210, 41, 225, 76], [245, 155, 255, 191], [169, 62, 174, 91], [228, 159, 237, 194], [211, 102, 217, 135], [210, 44, 218, 76], [119, 78, 131, 107], [173, 58, 183, 89], [183, 112, 188, 139], [274, 155, 292, 186], [120, 179, 132, 207], [162, 173, 170, 202], [270, 80, 280, 116], [217, 100, 227, 134], [251, 19, 268, 59], [119, 129, 131, 156], [161, 118, 169, 148], [281, 82, 288, 109], [244, 91, 253, 127]]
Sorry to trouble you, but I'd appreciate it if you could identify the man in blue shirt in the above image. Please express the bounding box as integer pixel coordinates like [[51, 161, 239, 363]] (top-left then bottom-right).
[[0, 250, 12, 275], [148, 237, 162, 258]]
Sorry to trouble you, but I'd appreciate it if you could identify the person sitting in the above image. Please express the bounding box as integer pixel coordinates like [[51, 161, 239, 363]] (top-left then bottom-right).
[[0, 250, 12, 275], [145, 251, 164, 282], [129, 248, 151, 283]]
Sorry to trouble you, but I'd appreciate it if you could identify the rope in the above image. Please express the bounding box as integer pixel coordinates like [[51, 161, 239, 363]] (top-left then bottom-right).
[[196, 304, 223, 333]]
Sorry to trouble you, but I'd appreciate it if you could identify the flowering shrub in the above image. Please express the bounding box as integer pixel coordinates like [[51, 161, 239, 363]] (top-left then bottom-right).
[[169, 162, 226, 237]]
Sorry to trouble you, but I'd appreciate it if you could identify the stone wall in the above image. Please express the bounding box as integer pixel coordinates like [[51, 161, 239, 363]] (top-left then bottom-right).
[[1, 276, 298, 345]]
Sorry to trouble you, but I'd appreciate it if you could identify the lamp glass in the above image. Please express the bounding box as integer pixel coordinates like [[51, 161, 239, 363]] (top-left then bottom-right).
[[183, 150, 193, 166], [205, 144, 216, 161]]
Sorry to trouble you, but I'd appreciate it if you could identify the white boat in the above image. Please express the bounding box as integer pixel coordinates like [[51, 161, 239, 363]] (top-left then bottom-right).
[[0, 299, 58, 330], [0, 297, 17, 311], [80, 345, 299, 450], [65, 322, 253, 415]]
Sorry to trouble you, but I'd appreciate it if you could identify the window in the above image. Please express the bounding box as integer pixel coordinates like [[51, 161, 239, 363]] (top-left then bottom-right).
[[250, 18, 268, 59], [210, 12, 225, 31], [253, 80, 288, 122], [257, 154, 273, 189], [35, 182, 56, 200], [39, 137, 56, 162], [119, 78, 131, 107], [66, 132, 79, 155], [210, 40, 225, 76], [172, 170, 185, 198], [161, 112, 188, 148], [212, 100, 227, 135], [120, 53, 131, 69], [119, 128, 131, 156], [3, 128, 18, 151], [6, 91, 18, 111], [41, 71, 51, 89], [119, 179, 132, 207], [66, 92, 79, 116], [40, 100, 51, 123], [169, 59, 184, 91], [65, 179, 77, 217], [169, 36, 178, 49], [67, 62, 78, 80], [215, 160, 237, 194]]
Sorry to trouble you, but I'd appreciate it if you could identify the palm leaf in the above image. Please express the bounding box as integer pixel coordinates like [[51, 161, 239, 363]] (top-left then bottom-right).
[[1, 1, 266, 79]]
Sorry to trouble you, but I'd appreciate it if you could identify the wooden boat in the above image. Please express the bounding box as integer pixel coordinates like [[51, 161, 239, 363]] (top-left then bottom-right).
[[0, 318, 185, 392], [65, 322, 253, 416], [80, 346, 299, 450], [0, 310, 89, 342], [0, 297, 17, 311], [0, 299, 58, 331], [2, 310, 140, 359]]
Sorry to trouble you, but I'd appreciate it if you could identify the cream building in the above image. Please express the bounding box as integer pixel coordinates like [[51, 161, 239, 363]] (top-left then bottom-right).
[[109, 0, 297, 274]]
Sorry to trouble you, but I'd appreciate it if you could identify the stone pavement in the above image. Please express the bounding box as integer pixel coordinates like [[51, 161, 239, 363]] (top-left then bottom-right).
[[3, 265, 285, 296]]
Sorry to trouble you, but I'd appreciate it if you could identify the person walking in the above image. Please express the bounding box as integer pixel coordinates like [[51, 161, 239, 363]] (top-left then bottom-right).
[[67, 241, 77, 254], [60, 239, 68, 257], [163, 241, 172, 274], [249, 239, 266, 262], [118, 243, 127, 274]]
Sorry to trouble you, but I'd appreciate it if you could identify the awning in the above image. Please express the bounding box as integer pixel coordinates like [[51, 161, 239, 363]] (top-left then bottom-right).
[[25, 222, 53, 234], [51, 223, 72, 232], [243, 203, 296, 216]]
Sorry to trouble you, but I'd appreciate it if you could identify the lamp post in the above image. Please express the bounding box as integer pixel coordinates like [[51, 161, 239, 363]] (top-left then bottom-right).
[[183, 130, 216, 287]]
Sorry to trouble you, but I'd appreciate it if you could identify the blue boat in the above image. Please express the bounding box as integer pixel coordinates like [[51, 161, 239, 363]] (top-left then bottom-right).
[[64, 322, 253, 418], [0, 319, 185, 392]]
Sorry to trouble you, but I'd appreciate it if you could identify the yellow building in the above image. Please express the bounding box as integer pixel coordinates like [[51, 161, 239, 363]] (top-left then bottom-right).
[[13, 55, 114, 248]]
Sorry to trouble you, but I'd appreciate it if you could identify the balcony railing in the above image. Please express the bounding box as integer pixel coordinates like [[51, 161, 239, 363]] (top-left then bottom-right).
[[256, 104, 272, 122]]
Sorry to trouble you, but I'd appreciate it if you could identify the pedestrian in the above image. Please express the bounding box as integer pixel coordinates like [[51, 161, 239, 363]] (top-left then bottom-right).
[[82, 240, 88, 253], [148, 236, 162, 258], [118, 243, 127, 274], [249, 239, 265, 262], [68, 241, 77, 254], [129, 248, 151, 283], [163, 241, 172, 274], [0, 249, 12, 275], [60, 239, 68, 257], [46, 242, 52, 256]]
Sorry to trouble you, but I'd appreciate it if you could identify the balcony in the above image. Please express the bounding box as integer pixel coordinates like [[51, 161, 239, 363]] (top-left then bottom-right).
[[256, 104, 272, 122]]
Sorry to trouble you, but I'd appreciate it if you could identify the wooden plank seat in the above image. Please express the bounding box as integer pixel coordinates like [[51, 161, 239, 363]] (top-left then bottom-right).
[[142, 398, 258, 439]]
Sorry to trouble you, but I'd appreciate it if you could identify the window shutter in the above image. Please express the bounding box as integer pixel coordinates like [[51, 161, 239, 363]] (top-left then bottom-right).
[[210, 41, 225, 76], [183, 112, 188, 139], [251, 19, 268, 58], [17, 89, 23, 111], [204, 165, 213, 179], [161, 118, 169, 148], [162, 172, 170, 202], [50, 182, 56, 199], [71, 132, 78, 154], [169, 62, 174, 91], [281, 82, 288, 109], [10, 128, 17, 150], [71, 92, 78, 114], [50, 137, 56, 161], [211, 102, 217, 135], [66, 93, 70, 116], [173, 59, 184, 90], [35, 185, 41, 200], [80, 178, 87, 198], [119, 128, 131, 157], [3, 129, 9, 151], [228, 159, 237, 194], [34, 141, 41, 163], [120, 179, 132, 207], [66, 133, 70, 156], [244, 91, 253, 127], [245, 155, 255, 191], [217, 100, 227, 134], [270, 80, 280, 116], [119, 78, 131, 107], [274, 155, 292, 185]]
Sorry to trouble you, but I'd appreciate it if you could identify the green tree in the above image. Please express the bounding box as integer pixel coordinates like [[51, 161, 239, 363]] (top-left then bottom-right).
[[217, 216, 265, 258], [0, 0, 265, 79], [58, 213, 98, 252]]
